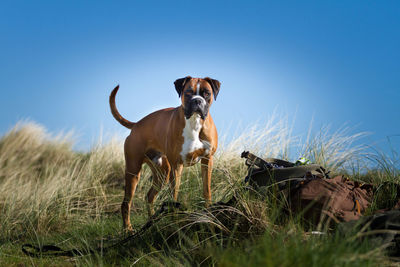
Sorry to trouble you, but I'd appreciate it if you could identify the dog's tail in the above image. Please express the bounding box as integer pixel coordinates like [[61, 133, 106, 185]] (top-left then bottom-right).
[[109, 85, 136, 129]]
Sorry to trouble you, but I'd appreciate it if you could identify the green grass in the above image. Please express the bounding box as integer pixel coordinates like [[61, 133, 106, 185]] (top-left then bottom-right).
[[217, 229, 387, 267], [0, 120, 398, 266]]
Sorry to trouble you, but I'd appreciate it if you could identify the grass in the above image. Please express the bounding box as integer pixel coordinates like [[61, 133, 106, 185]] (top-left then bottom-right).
[[0, 120, 398, 266]]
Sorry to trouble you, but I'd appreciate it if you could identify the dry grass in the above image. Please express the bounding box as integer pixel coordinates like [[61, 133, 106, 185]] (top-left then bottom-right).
[[0, 119, 395, 266], [0, 122, 125, 239], [0, 119, 370, 237]]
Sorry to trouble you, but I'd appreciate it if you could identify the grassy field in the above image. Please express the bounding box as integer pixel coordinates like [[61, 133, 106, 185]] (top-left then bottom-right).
[[0, 120, 398, 266]]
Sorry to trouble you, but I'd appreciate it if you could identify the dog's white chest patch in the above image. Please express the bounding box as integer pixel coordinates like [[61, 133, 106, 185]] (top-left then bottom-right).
[[180, 114, 209, 165]]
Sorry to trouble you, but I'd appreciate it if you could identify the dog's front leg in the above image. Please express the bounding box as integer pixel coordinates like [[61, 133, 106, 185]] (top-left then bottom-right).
[[201, 156, 213, 206], [170, 164, 183, 201]]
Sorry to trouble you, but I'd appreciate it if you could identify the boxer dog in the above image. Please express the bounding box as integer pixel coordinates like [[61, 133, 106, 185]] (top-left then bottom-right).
[[109, 76, 220, 231]]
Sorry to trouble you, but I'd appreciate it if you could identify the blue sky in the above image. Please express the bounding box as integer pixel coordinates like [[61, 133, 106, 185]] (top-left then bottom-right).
[[1, 0, 399, 154]]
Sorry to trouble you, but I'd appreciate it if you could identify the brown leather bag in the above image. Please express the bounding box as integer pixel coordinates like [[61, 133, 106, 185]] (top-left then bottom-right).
[[241, 152, 400, 229], [289, 175, 374, 226], [241, 152, 375, 226]]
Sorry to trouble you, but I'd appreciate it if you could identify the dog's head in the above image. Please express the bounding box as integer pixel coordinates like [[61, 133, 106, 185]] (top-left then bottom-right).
[[174, 76, 221, 120]]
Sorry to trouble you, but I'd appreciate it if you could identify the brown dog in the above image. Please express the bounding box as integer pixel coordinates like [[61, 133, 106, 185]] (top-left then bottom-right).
[[109, 76, 220, 231]]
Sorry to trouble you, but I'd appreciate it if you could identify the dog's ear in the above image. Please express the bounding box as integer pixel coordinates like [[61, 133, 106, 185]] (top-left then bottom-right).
[[174, 76, 192, 97], [204, 77, 221, 100]]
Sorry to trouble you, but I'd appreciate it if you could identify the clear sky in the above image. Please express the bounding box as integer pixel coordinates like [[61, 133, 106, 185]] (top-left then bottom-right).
[[1, 0, 399, 154]]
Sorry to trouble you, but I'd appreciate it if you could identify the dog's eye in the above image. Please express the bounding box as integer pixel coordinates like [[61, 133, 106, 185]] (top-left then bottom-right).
[[185, 90, 194, 95], [203, 91, 210, 97]]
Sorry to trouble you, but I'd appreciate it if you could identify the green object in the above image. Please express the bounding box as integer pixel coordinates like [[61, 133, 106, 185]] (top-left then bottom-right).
[[295, 157, 310, 166]]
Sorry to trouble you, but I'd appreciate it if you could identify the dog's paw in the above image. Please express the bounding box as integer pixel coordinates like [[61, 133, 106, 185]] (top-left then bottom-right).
[[123, 225, 134, 235]]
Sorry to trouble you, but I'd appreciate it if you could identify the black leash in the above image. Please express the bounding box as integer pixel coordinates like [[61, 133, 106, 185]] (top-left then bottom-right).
[[22, 201, 184, 258]]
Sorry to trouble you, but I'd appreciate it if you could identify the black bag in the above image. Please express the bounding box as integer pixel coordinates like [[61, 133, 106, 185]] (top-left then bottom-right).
[[241, 151, 329, 191]]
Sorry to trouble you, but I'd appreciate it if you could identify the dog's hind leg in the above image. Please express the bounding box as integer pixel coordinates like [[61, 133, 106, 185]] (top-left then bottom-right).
[[146, 155, 171, 216], [122, 166, 142, 232], [121, 138, 145, 232]]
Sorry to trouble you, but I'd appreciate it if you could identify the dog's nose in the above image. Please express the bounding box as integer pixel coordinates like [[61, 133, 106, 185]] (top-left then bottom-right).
[[192, 98, 202, 106]]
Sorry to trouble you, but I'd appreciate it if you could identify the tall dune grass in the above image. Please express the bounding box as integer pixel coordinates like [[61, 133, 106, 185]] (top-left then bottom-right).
[[0, 119, 371, 238], [0, 119, 397, 265], [216, 114, 369, 174], [0, 122, 125, 240]]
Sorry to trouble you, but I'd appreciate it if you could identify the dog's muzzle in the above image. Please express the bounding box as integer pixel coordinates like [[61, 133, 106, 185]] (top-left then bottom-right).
[[185, 96, 208, 119]]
